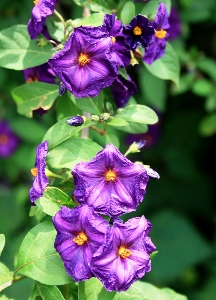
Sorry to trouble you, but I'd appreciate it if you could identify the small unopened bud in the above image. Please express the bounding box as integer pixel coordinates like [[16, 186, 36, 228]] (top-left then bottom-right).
[[129, 140, 146, 153], [117, 108, 124, 114], [67, 115, 85, 126], [59, 82, 67, 96], [91, 115, 100, 122], [100, 113, 110, 122]]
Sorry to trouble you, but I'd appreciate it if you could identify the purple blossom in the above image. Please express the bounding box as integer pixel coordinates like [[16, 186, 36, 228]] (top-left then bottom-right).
[[167, 7, 182, 41], [48, 26, 118, 98], [143, 3, 170, 65], [23, 63, 56, 84], [102, 14, 131, 67], [90, 216, 156, 292], [52, 205, 109, 281], [29, 141, 49, 205], [67, 116, 85, 126], [72, 144, 158, 217], [111, 74, 137, 108], [28, 0, 58, 39], [0, 121, 19, 157], [123, 14, 155, 51]]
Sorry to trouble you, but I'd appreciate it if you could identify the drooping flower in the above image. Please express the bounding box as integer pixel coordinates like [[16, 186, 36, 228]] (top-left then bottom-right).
[[102, 14, 131, 67], [48, 26, 118, 98], [167, 7, 182, 41], [23, 63, 56, 84], [0, 121, 20, 157], [143, 3, 170, 65], [67, 115, 85, 126], [90, 216, 156, 292], [111, 74, 137, 108], [28, 0, 58, 39], [72, 144, 159, 217], [52, 205, 109, 281], [123, 14, 155, 51], [29, 141, 49, 205]]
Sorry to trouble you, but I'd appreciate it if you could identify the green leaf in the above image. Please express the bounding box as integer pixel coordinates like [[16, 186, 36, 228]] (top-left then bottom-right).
[[192, 79, 213, 97], [108, 117, 129, 126], [116, 121, 148, 134], [56, 92, 82, 121], [35, 187, 74, 217], [46, 18, 64, 42], [0, 234, 5, 256], [196, 57, 216, 81], [47, 138, 102, 170], [72, 12, 105, 27], [141, 0, 171, 19], [11, 82, 59, 118], [42, 117, 97, 150], [120, 1, 135, 24], [0, 296, 15, 300], [28, 282, 65, 300], [104, 133, 119, 148], [198, 113, 216, 137], [0, 25, 53, 70], [144, 43, 180, 87], [115, 104, 158, 124], [78, 277, 187, 300], [0, 262, 13, 292], [15, 221, 73, 285], [71, 92, 104, 115]]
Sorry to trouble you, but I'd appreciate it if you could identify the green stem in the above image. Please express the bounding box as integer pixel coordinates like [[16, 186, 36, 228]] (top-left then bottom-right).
[[54, 9, 66, 39], [124, 149, 131, 157]]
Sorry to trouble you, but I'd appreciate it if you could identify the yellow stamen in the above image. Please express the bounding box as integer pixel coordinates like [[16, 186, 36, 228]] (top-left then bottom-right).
[[112, 36, 116, 43], [133, 26, 142, 36], [26, 75, 38, 83], [34, 0, 39, 5], [78, 53, 90, 66], [105, 170, 116, 182], [118, 245, 132, 258], [31, 167, 38, 177], [73, 232, 88, 245], [0, 134, 8, 145], [155, 29, 167, 39]]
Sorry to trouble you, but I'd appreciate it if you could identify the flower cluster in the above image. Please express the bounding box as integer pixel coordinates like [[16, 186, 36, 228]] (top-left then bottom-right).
[[52, 144, 159, 292]]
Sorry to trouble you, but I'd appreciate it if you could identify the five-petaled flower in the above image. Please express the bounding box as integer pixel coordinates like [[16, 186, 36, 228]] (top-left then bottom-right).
[[52, 205, 109, 281], [72, 144, 159, 217], [123, 14, 155, 50], [90, 216, 156, 292], [29, 141, 49, 205], [0, 120, 20, 157], [28, 0, 58, 39], [143, 3, 170, 65], [48, 26, 118, 98]]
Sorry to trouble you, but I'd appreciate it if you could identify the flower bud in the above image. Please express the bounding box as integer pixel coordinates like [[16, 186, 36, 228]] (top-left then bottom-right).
[[67, 115, 85, 126], [59, 82, 67, 96]]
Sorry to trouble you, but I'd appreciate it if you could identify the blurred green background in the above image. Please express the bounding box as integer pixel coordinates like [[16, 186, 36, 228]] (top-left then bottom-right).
[[0, 0, 216, 299]]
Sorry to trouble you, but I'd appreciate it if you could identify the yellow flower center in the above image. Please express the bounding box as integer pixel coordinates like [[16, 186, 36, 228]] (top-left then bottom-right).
[[73, 232, 88, 245], [0, 134, 8, 145], [105, 169, 116, 182], [112, 36, 116, 43], [26, 75, 38, 83], [34, 0, 39, 5], [78, 53, 90, 66], [133, 26, 142, 36], [31, 167, 38, 177], [118, 245, 132, 258], [155, 29, 167, 39]]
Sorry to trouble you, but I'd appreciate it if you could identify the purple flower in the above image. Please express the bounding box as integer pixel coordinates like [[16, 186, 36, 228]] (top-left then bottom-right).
[[52, 205, 109, 281], [123, 15, 155, 51], [23, 63, 56, 84], [72, 144, 158, 217], [167, 7, 182, 41], [143, 3, 170, 65], [111, 74, 137, 108], [0, 121, 19, 157], [67, 116, 85, 126], [29, 141, 49, 205], [102, 14, 131, 67], [28, 0, 58, 39], [90, 216, 156, 292], [48, 26, 118, 98]]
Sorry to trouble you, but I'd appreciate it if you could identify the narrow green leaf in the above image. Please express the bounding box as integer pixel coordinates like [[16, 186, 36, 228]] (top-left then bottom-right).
[[120, 1, 135, 24], [0, 234, 5, 256], [144, 43, 180, 87], [35, 187, 74, 217], [28, 282, 65, 300], [47, 137, 102, 170], [115, 104, 158, 124], [0, 262, 13, 292], [15, 221, 73, 285], [11, 82, 59, 118], [71, 92, 104, 115], [42, 117, 97, 150], [0, 25, 53, 70]]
